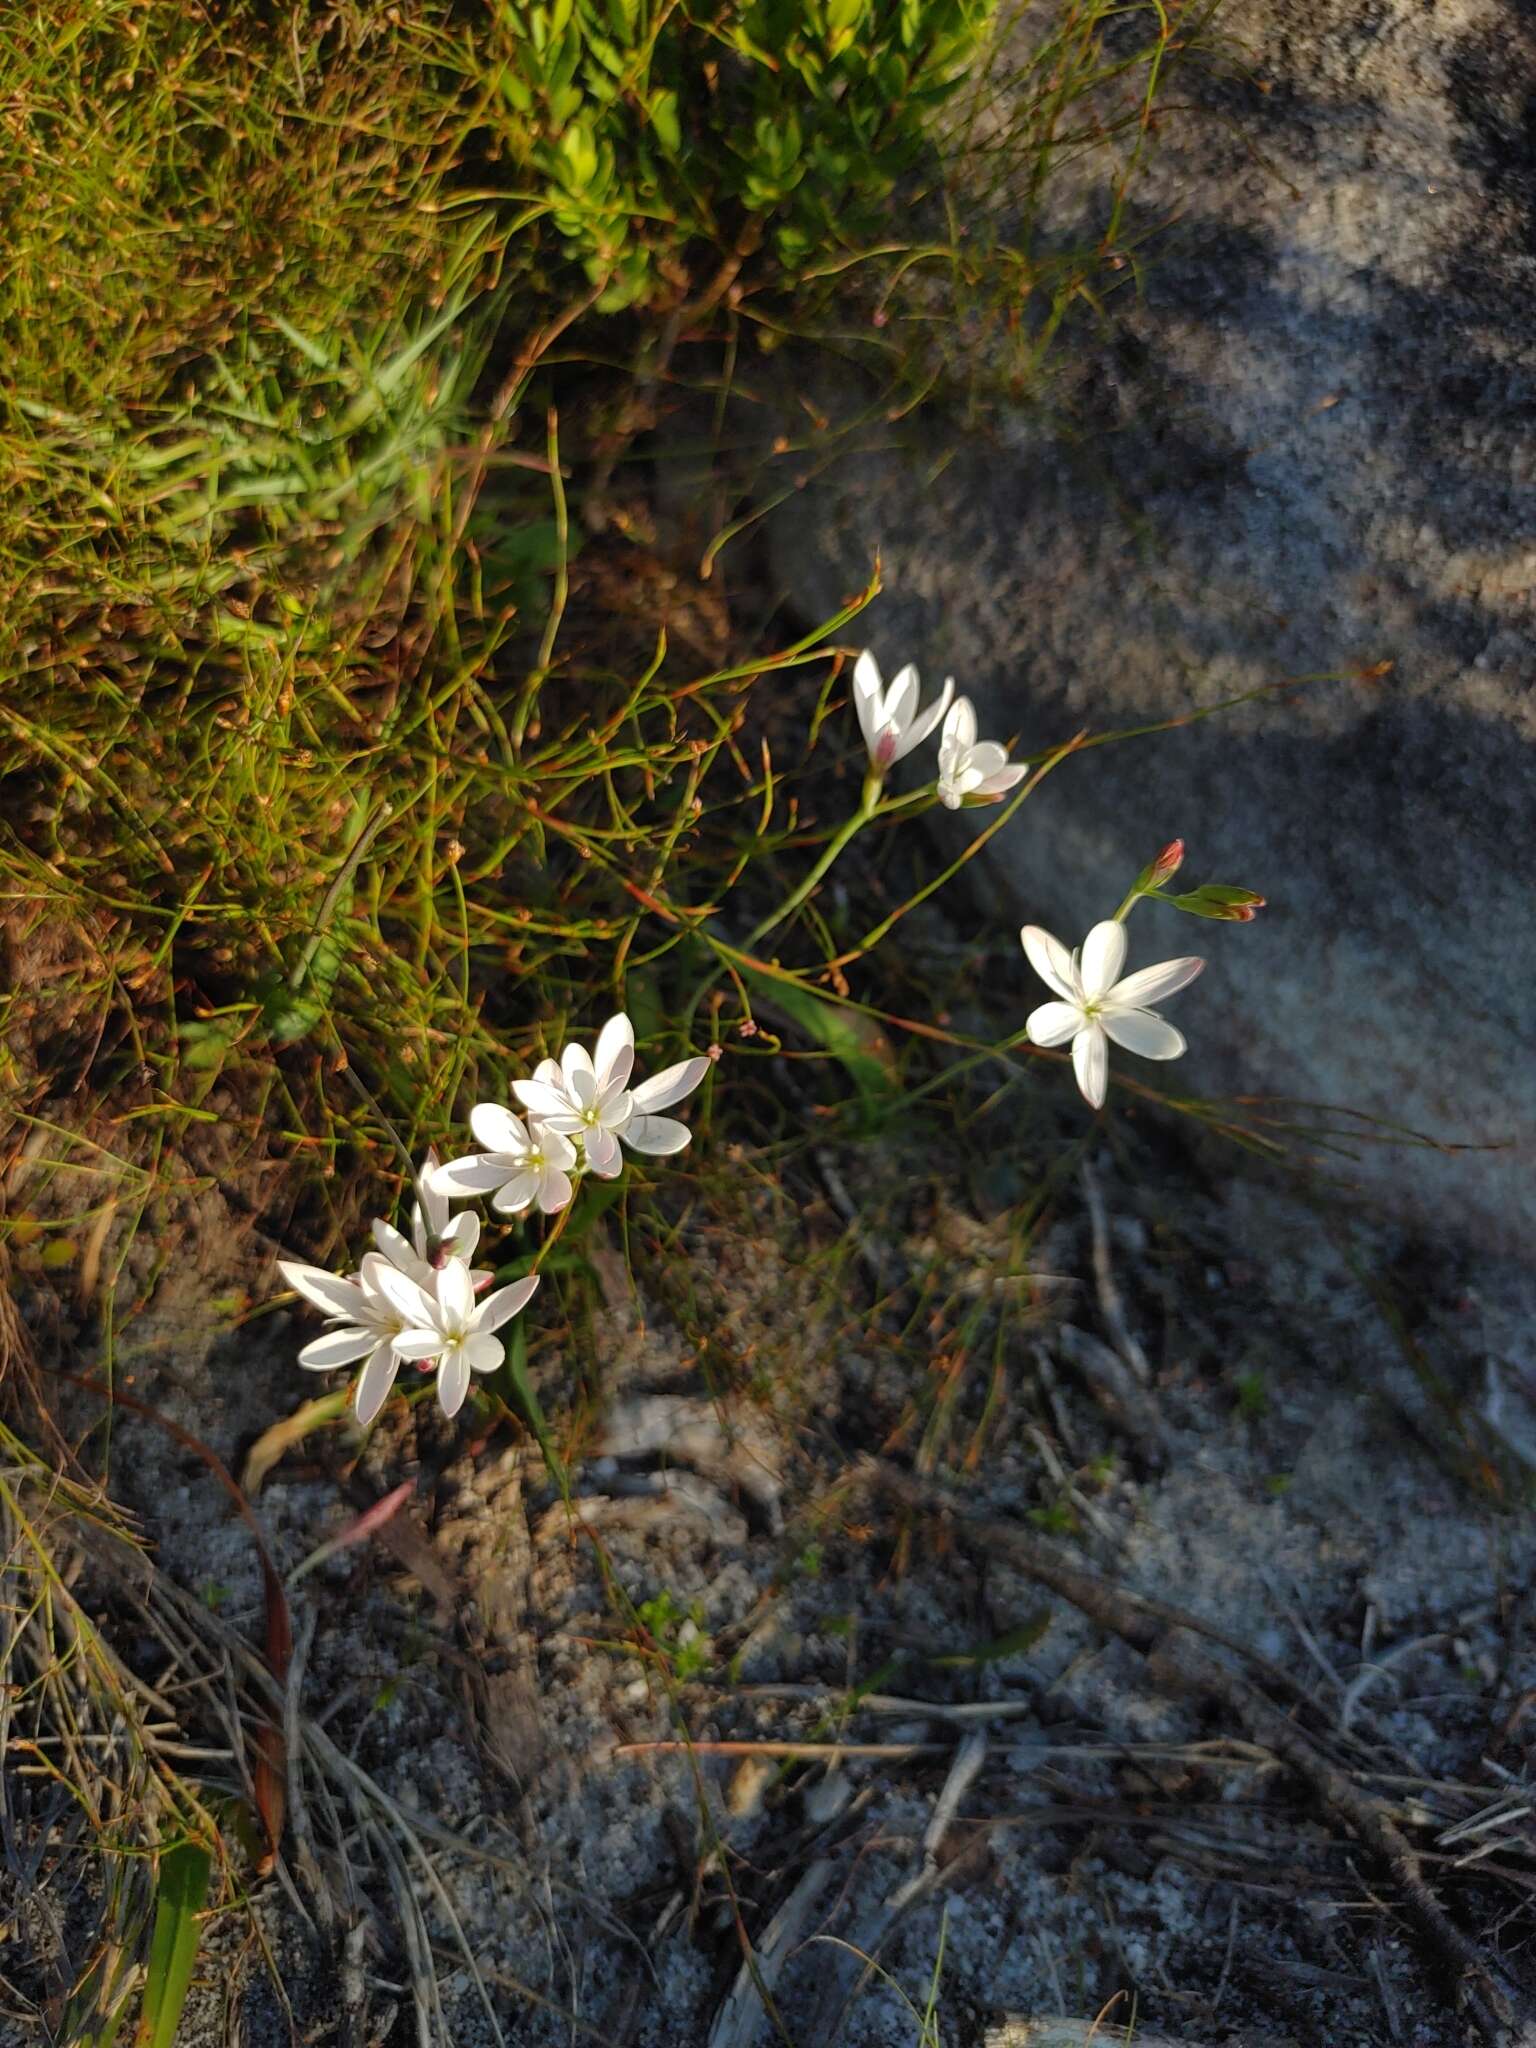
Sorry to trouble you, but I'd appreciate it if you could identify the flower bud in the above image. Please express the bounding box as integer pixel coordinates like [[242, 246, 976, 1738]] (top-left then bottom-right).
[[1148, 839, 1185, 885]]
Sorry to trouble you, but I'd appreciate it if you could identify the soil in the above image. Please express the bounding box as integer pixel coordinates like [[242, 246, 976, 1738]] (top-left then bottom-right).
[[16, 1071, 1535, 2048]]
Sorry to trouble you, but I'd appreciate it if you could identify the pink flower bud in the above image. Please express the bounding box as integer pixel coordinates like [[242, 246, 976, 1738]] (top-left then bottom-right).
[[1148, 839, 1185, 885]]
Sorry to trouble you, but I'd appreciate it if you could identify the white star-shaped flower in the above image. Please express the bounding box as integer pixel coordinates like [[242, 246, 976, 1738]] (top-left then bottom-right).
[[511, 1013, 709, 1178], [936, 697, 1027, 809], [429, 1107, 577, 1217], [371, 1260, 540, 1420], [852, 649, 954, 776], [278, 1251, 422, 1426], [1021, 920, 1204, 1109]]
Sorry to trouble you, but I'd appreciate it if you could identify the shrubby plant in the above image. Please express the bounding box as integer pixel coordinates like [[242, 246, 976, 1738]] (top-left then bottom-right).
[[470, 0, 995, 308]]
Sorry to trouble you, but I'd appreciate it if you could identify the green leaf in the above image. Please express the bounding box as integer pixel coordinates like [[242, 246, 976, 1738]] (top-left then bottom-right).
[[140, 1839, 212, 2048], [740, 968, 898, 1131], [557, 122, 599, 191], [649, 88, 682, 155], [175, 1013, 247, 1073], [258, 926, 346, 1045]]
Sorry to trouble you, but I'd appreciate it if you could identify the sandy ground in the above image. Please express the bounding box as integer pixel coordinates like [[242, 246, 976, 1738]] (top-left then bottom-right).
[[34, 1098, 1532, 2048]]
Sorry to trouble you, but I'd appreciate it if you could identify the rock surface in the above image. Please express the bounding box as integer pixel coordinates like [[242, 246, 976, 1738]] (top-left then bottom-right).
[[767, 0, 1536, 1260]]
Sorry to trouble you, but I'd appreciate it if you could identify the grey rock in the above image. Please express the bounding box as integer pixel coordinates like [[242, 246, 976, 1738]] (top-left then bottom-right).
[[767, 0, 1535, 1257]]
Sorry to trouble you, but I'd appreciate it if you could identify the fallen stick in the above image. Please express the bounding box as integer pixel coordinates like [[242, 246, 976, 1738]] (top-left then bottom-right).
[[864, 1459, 1536, 2048], [985, 2022, 1211, 2048]]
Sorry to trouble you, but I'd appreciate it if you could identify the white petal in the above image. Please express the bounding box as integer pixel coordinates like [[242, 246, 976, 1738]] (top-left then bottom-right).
[[370, 1217, 417, 1274], [536, 1125, 578, 1168], [561, 1041, 596, 1101], [512, 1077, 572, 1122], [440, 1210, 480, 1259], [623, 1114, 692, 1156], [885, 662, 920, 738], [353, 1341, 400, 1425], [937, 777, 965, 810], [461, 1333, 505, 1376], [299, 1326, 376, 1370], [436, 1347, 471, 1419], [436, 1258, 474, 1325], [278, 1261, 367, 1322], [892, 672, 955, 759], [583, 1126, 623, 1177], [974, 763, 1027, 800], [371, 1263, 437, 1326], [391, 1328, 447, 1360], [852, 650, 885, 746], [1101, 1009, 1188, 1060], [967, 740, 1009, 779], [1106, 956, 1206, 1010], [532, 1106, 586, 1135], [416, 1157, 448, 1241], [475, 1275, 539, 1332], [1019, 926, 1078, 1002], [597, 1087, 633, 1130], [429, 1152, 510, 1196], [1079, 921, 1128, 1002], [1071, 1022, 1109, 1108], [490, 1167, 539, 1215], [942, 695, 976, 751], [594, 1013, 635, 1094], [537, 1166, 574, 1214], [469, 1101, 529, 1156], [630, 1056, 709, 1114], [1025, 1001, 1082, 1048]]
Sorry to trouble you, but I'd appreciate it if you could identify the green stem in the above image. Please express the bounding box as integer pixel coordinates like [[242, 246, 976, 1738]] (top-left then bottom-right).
[[678, 776, 888, 1039], [738, 771, 883, 954]]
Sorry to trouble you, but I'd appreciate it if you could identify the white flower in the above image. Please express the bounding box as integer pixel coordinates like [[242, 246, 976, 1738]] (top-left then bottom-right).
[[936, 697, 1027, 810], [278, 1250, 423, 1426], [511, 1013, 710, 1177], [371, 1260, 540, 1420], [1021, 920, 1204, 1109], [852, 649, 955, 776], [429, 1107, 577, 1217], [621, 1048, 712, 1159], [367, 1152, 490, 1287]]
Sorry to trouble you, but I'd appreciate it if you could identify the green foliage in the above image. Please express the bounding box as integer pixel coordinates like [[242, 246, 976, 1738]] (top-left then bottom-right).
[[637, 1588, 713, 1678], [470, 0, 993, 308], [140, 1839, 213, 2048]]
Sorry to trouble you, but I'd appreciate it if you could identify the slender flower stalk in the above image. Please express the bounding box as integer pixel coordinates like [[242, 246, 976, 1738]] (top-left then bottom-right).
[[738, 648, 952, 954], [738, 794, 878, 953]]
